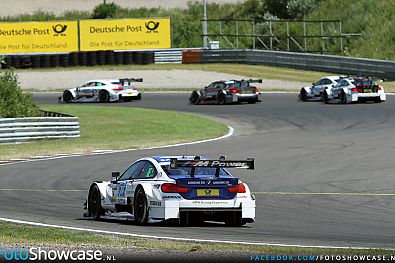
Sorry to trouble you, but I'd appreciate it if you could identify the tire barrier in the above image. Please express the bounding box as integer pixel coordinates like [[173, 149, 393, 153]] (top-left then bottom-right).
[[78, 51, 88, 66], [105, 50, 115, 65], [69, 52, 79, 67], [31, 55, 41, 69], [143, 52, 155, 64], [134, 52, 144, 64], [123, 51, 134, 64], [114, 52, 124, 64], [40, 55, 51, 68], [87, 51, 97, 66], [50, 54, 60, 68], [2, 56, 13, 69], [12, 56, 21, 69], [60, 54, 69, 67], [96, 50, 106, 66]]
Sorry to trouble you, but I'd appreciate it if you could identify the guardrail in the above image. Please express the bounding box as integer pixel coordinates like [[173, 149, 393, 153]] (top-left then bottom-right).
[[0, 111, 80, 144], [154, 50, 182, 64], [198, 49, 395, 80]]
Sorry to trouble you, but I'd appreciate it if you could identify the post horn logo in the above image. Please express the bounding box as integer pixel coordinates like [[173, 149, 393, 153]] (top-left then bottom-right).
[[145, 21, 159, 33], [204, 189, 212, 195], [52, 24, 67, 36]]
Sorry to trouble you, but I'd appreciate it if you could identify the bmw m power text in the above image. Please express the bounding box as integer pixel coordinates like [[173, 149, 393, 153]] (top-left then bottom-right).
[[84, 156, 256, 226]]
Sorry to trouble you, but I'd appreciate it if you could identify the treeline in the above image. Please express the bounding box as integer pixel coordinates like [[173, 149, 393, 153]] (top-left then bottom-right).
[[1, 0, 393, 60]]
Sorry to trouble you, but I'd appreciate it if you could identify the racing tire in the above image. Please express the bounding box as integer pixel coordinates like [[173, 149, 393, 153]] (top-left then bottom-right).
[[62, 90, 73, 103], [248, 100, 257, 104], [123, 97, 132, 102], [299, 89, 307, 102], [217, 93, 226, 105], [88, 185, 104, 221], [98, 90, 110, 103], [190, 91, 200, 105], [374, 97, 383, 103], [136, 93, 142, 100], [224, 212, 245, 227], [134, 187, 149, 225], [339, 89, 347, 104], [322, 91, 329, 104]]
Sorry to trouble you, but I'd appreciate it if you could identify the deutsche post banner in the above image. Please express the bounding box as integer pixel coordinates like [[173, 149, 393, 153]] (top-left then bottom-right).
[[0, 21, 78, 53], [79, 18, 171, 51]]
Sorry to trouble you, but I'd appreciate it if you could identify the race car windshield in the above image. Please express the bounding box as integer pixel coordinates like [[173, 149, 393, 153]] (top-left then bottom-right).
[[161, 165, 231, 178]]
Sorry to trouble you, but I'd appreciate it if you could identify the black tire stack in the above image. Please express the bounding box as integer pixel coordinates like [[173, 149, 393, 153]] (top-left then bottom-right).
[[123, 52, 134, 65], [87, 51, 97, 66], [114, 52, 124, 64], [40, 55, 51, 68], [105, 50, 115, 65], [96, 50, 106, 66], [31, 55, 41, 68], [78, 52, 88, 66]]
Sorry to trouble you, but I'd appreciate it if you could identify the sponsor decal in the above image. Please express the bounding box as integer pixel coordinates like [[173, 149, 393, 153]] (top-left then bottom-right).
[[150, 201, 162, 206], [162, 196, 181, 199], [145, 21, 160, 33]]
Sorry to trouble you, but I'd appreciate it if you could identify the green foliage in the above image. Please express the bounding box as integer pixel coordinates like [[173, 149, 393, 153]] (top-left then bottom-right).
[[92, 2, 120, 19], [0, 69, 40, 118]]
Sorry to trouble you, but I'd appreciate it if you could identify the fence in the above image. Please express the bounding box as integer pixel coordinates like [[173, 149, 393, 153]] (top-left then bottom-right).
[[198, 50, 395, 80], [0, 111, 80, 144]]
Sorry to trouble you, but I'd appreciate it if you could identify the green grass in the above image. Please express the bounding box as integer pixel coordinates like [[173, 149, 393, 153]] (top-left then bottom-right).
[[0, 222, 393, 255], [0, 105, 228, 160]]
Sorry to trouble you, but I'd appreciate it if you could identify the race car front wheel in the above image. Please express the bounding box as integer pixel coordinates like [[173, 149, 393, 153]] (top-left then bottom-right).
[[134, 187, 149, 225], [339, 89, 347, 104], [190, 91, 200, 105], [63, 90, 73, 103], [88, 185, 104, 220], [98, 90, 110, 103], [299, 89, 307, 102]]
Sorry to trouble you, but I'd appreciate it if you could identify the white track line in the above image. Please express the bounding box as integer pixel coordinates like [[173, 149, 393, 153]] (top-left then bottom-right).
[[0, 217, 390, 250], [0, 125, 234, 166]]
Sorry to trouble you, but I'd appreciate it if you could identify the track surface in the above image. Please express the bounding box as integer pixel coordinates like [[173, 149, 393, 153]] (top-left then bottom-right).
[[1, 93, 394, 249]]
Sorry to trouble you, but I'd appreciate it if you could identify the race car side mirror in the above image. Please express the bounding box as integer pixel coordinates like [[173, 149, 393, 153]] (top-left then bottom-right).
[[111, 172, 120, 181]]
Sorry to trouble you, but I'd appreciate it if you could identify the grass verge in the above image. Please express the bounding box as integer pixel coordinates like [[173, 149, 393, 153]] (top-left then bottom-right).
[[0, 105, 228, 160], [0, 222, 393, 256]]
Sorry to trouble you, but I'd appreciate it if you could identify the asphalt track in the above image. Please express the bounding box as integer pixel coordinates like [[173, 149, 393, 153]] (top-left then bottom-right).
[[1, 93, 394, 249]]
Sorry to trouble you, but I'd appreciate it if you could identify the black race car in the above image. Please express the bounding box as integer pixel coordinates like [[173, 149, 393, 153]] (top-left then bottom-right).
[[189, 79, 262, 105]]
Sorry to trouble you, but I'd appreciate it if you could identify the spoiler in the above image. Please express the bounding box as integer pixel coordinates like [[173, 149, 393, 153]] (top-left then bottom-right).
[[170, 157, 254, 177], [236, 79, 262, 84], [120, 78, 143, 86]]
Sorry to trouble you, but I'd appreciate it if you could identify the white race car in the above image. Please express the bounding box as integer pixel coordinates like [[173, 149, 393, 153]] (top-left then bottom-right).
[[84, 156, 256, 226], [59, 78, 142, 103], [322, 77, 386, 104], [299, 76, 345, 102]]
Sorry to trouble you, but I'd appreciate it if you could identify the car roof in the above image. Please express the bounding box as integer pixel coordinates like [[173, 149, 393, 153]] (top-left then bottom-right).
[[322, 76, 345, 81], [84, 79, 120, 84]]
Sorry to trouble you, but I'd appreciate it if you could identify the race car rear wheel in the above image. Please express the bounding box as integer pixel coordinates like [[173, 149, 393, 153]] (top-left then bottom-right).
[[62, 90, 73, 103], [88, 185, 104, 221], [190, 91, 200, 105], [217, 93, 226, 105], [339, 89, 347, 104], [224, 211, 245, 227], [134, 187, 149, 225], [322, 91, 329, 104], [136, 93, 142, 100], [299, 89, 307, 102], [98, 90, 110, 103]]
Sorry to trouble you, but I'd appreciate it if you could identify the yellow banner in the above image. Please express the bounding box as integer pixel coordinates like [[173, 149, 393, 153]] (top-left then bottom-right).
[[79, 18, 171, 51], [0, 21, 78, 53]]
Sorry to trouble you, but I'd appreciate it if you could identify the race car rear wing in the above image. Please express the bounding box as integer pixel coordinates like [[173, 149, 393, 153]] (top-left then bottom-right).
[[170, 157, 254, 177], [120, 78, 143, 86]]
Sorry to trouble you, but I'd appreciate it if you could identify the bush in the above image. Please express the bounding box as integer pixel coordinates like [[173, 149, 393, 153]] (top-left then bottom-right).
[[0, 69, 40, 118], [92, 2, 120, 19]]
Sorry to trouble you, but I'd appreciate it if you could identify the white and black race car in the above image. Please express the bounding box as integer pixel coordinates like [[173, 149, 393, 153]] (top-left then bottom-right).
[[84, 156, 256, 226], [59, 78, 142, 103], [299, 76, 345, 102]]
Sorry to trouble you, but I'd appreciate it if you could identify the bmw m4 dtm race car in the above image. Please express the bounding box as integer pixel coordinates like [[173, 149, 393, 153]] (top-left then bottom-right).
[[59, 78, 142, 103], [84, 156, 256, 226], [298, 76, 345, 102], [189, 79, 262, 105], [322, 76, 386, 104]]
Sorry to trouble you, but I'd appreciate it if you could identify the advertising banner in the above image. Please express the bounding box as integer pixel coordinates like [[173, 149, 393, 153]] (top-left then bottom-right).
[[79, 18, 171, 51], [0, 21, 78, 53]]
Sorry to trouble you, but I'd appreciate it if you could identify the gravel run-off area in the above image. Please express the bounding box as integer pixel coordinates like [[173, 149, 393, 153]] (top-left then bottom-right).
[[17, 69, 307, 91]]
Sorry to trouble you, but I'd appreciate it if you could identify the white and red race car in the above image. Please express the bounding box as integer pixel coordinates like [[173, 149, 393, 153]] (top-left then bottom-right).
[[322, 77, 386, 104], [84, 156, 256, 226], [59, 78, 142, 103]]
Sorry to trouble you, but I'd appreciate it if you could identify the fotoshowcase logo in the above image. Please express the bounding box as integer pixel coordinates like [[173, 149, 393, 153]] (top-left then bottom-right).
[[0, 245, 116, 261]]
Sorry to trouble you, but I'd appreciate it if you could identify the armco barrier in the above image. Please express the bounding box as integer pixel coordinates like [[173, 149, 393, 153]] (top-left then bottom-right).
[[0, 111, 80, 144], [198, 50, 395, 80]]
